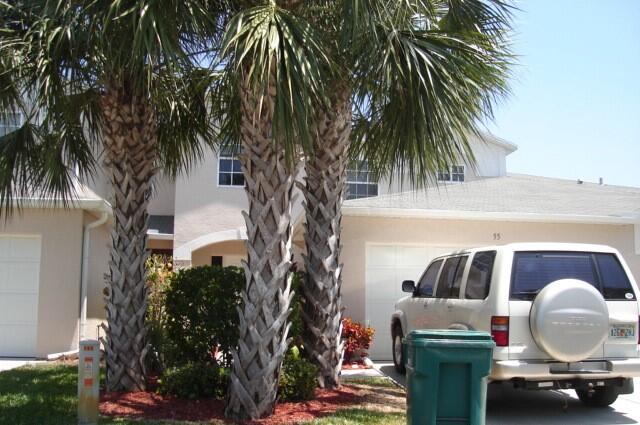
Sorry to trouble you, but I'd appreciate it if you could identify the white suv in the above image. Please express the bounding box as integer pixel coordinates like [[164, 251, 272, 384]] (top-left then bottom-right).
[[391, 243, 640, 407]]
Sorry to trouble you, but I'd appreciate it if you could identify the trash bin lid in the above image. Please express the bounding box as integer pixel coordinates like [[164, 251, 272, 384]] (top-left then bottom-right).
[[406, 330, 495, 347]]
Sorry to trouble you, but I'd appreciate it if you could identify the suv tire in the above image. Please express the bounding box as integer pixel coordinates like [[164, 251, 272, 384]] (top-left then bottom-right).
[[392, 324, 406, 374], [576, 387, 619, 407]]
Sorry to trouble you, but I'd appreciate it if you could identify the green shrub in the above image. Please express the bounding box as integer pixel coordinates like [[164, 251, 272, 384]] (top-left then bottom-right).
[[158, 362, 229, 399], [145, 254, 175, 373], [164, 265, 244, 367], [279, 346, 318, 401], [288, 271, 304, 346]]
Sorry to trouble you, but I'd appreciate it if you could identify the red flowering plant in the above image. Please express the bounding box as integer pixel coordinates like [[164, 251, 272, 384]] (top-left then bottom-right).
[[341, 317, 375, 363]]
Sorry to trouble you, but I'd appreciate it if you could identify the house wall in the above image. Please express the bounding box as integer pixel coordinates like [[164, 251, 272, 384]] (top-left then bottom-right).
[[83, 211, 110, 344], [0, 209, 85, 357], [340, 216, 640, 325], [174, 150, 248, 248], [148, 174, 176, 216], [191, 240, 246, 267], [172, 135, 512, 257]]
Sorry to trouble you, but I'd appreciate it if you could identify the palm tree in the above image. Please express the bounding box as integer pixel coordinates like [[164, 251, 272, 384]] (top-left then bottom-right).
[[0, 0, 221, 391], [300, 0, 513, 388], [212, 3, 335, 420]]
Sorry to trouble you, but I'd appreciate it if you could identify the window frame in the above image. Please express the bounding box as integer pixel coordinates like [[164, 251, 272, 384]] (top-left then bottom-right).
[[437, 164, 465, 183], [0, 111, 23, 137], [346, 160, 379, 200], [217, 147, 244, 188]]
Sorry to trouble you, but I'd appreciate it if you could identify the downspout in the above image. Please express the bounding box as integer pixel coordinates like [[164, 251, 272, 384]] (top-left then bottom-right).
[[79, 210, 109, 343]]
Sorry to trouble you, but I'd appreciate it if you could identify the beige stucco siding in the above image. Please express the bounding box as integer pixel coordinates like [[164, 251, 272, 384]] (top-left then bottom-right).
[[341, 216, 640, 325], [1, 209, 84, 357], [191, 240, 246, 267]]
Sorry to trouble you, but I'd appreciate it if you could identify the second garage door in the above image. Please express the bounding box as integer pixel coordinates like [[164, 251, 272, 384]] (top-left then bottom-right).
[[365, 244, 464, 360], [0, 235, 41, 357]]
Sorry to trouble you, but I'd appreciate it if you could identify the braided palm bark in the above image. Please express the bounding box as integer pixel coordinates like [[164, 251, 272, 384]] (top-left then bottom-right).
[[100, 89, 156, 391], [225, 81, 297, 420], [300, 93, 351, 389]]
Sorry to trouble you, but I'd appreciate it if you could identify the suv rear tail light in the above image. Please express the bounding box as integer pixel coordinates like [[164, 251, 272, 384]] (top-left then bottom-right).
[[491, 316, 509, 347]]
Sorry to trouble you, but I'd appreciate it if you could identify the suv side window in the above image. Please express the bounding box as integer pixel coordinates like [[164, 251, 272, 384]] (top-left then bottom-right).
[[435, 257, 462, 298], [417, 259, 443, 297], [595, 253, 636, 300], [465, 251, 497, 300], [449, 256, 468, 298]]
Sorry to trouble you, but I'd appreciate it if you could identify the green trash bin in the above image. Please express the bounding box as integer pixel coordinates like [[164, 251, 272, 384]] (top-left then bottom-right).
[[405, 330, 495, 425]]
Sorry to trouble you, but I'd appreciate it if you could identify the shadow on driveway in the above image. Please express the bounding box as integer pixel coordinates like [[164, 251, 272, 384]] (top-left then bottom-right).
[[377, 364, 640, 425]]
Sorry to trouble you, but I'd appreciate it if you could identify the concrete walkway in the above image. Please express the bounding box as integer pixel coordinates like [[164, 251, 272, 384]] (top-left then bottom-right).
[[0, 359, 42, 372], [376, 362, 640, 425]]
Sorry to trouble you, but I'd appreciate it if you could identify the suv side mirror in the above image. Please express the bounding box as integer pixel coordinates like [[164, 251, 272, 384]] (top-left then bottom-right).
[[402, 280, 416, 293]]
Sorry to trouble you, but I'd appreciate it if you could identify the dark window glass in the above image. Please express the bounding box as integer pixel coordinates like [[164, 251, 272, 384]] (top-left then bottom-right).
[[596, 254, 635, 300], [232, 159, 242, 172], [450, 256, 468, 298], [368, 184, 378, 196], [211, 256, 223, 267], [511, 252, 598, 300], [436, 257, 462, 298], [417, 260, 443, 297], [465, 251, 497, 299], [219, 159, 232, 172], [232, 173, 245, 186], [218, 173, 232, 186]]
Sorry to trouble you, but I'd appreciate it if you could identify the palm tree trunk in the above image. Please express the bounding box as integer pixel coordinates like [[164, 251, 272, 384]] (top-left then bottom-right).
[[300, 93, 351, 389], [225, 80, 297, 420], [100, 88, 157, 392]]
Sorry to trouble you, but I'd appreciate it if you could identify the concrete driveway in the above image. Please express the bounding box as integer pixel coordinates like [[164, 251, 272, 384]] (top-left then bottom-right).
[[377, 363, 640, 425]]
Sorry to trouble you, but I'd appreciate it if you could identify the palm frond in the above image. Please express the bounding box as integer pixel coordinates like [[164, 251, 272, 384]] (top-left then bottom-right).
[[218, 3, 335, 162], [350, 0, 513, 187]]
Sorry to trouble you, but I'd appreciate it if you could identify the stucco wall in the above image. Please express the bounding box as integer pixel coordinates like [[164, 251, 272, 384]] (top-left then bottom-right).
[[83, 211, 110, 343], [191, 240, 246, 267], [1, 209, 85, 357], [341, 216, 640, 324]]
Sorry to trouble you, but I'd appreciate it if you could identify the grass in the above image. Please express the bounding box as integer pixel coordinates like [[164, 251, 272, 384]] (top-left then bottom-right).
[[0, 365, 405, 425]]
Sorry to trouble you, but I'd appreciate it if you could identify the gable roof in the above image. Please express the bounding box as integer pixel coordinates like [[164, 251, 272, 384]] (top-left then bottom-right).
[[343, 174, 640, 224]]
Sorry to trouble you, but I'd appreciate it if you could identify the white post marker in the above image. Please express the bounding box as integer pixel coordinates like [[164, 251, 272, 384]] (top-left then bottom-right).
[[78, 340, 100, 425]]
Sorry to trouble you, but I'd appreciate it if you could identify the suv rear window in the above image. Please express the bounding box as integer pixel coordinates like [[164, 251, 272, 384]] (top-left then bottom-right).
[[511, 251, 635, 301]]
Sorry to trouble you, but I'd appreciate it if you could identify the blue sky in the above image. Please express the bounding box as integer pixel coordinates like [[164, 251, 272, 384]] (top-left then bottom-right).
[[486, 0, 640, 187]]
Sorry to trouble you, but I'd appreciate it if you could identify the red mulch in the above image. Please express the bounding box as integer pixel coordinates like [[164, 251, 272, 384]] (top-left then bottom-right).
[[100, 385, 363, 424], [341, 362, 371, 370]]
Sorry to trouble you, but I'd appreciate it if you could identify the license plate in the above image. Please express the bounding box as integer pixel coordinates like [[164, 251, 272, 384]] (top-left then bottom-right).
[[610, 325, 635, 339]]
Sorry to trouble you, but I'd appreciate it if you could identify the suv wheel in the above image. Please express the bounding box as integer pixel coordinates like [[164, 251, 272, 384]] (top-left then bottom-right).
[[576, 387, 619, 407], [392, 325, 406, 374]]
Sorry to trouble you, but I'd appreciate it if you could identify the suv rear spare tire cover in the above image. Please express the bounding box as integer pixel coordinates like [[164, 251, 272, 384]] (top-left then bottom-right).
[[529, 279, 609, 362]]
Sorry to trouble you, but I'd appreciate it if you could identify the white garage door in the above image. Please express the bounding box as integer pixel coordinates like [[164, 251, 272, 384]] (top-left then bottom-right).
[[0, 235, 41, 357], [365, 244, 463, 360]]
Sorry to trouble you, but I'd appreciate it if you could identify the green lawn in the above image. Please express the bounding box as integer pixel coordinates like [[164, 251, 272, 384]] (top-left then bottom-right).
[[0, 365, 405, 425]]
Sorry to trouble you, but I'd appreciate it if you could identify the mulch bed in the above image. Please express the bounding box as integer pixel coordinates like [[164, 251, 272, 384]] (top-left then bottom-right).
[[100, 385, 364, 424]]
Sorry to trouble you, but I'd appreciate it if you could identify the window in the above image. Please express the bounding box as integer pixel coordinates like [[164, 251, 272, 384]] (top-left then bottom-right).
[[0, 112, 22, 137], [346, 161, 378, 200], [437, 165, 465, 182], [511, 252, 600, 300], [511, 251, 637, 301], [218, 146, 244, 187], [465, 251, 497, 300], [435, 257, 464, 298], [449, 256, 468, 298], [211, 256, 223, 267], [417, 259, 443, 297], [595, 254, 635, 300]]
